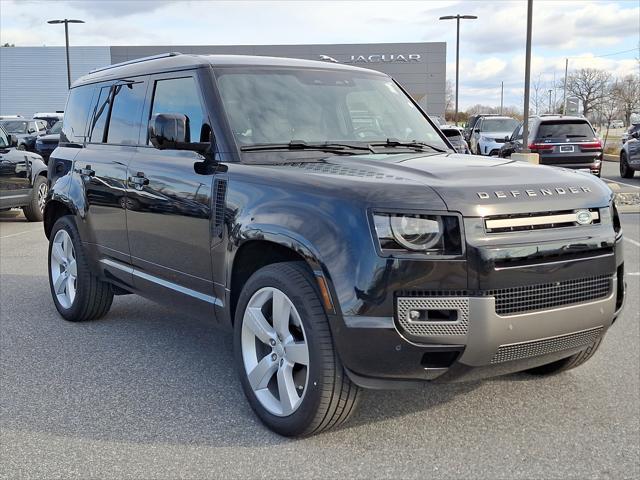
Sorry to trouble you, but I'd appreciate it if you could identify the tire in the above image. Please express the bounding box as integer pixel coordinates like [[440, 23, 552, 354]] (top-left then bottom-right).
[[234, 261, 360, 437], [48, 215, 114, 322], [524, 338, 603, 375], [22, 175, 47, 222], [620, 152, 634, 178], [17, 143, 26, 151], [476, 143, 482, 156]]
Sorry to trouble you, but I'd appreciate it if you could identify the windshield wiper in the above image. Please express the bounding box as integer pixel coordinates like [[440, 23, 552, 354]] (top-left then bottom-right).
[[240, 140, 373, 154], [367, 138, 448, 153]]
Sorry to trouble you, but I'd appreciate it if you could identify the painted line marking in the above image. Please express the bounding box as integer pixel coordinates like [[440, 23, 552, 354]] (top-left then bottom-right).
[[0, 228, 41, 240], [603, 178, 640, 190], [624, 237, 640, 248]]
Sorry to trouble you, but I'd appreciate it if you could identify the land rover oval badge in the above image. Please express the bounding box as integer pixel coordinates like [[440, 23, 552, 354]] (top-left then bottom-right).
[[576, 209, 593, 225]]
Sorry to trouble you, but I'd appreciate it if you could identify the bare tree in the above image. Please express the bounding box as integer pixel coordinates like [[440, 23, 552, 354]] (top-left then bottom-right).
[[531, 74, 545, 114], [564, 68, 612, 117], [596, 80, 620, 148], [613, 74, 640, 126], [444, 80, 455, 121]]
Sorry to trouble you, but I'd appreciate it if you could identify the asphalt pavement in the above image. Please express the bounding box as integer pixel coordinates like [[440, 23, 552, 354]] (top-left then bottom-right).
[[1, 199, 639, 479]]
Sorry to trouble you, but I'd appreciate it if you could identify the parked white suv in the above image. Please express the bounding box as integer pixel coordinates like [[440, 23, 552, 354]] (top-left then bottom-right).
[[470, 116, 519, 156]]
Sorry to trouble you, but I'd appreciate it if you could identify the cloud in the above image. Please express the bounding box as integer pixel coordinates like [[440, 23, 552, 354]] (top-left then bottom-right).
[[62, 0, 174, 18]]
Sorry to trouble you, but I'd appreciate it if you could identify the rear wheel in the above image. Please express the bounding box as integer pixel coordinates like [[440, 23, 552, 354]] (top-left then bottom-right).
[[620, 152, 634, 178], [48, 216, 114, 322], [22, 175, 47, 222], [524, 338, 602, 375], [476, 143, 482, 156], [234, 261, 360, 437]]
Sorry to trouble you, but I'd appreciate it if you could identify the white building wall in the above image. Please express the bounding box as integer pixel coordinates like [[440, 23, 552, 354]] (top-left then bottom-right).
[[0, 46, 111, 117]]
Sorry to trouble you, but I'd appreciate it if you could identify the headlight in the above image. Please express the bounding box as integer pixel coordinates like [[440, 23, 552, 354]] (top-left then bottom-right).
[[373, 213, 463, 255], [480, 136, 493, 142]]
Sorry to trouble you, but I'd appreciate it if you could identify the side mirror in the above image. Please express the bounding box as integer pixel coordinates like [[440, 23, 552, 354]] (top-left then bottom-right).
[[7, 134, 17, 147], [474, 128, 480, 133], [149, 113, 209, 153], [504, 136, 510, 142]]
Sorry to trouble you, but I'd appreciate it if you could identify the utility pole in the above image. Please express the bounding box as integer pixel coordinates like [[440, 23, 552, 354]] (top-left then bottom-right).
[[548, 89, 553, 113], [563, 57, 569, 115], [47, 19, 85, 90], [439, 14, 478, 126], [522, 0, 533, 152], [500, 81, 504, 114]]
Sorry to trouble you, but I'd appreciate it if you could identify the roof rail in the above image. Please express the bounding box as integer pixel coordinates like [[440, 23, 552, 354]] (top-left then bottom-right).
[[89, 52, 182, 74]]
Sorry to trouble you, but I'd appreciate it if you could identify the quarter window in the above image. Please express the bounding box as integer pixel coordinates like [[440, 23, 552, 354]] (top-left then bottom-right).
[[150, 77, 206, 143], [61, 86, 95, 143], [107, 81, 146, 145]]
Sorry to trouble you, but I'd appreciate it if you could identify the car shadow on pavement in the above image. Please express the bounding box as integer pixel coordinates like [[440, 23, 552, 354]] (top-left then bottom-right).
[[2, 272, 483, 446], [0, 210, 27, 222]]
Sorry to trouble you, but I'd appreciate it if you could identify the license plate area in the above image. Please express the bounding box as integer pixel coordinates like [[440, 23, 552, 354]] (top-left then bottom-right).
[[560, 145, 575, 153]]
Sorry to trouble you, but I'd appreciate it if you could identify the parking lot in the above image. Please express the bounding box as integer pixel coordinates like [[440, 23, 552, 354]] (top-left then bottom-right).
[[1, 167, 638, 479]]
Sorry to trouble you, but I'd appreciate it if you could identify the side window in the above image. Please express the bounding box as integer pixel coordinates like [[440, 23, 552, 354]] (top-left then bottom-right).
[[107, 81, 146, 145], [150, 77, 206, 143], [27, 122, 38, 134], [36, 120, 47, 131], [61, 85, 95, 143], [89, 86, 113, 143]]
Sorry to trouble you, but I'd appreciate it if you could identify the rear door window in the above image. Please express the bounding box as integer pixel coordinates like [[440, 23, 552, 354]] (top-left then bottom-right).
[[89, 86, 113, 143], [537, 121, 595, 139], [107, 81, 147, 145]]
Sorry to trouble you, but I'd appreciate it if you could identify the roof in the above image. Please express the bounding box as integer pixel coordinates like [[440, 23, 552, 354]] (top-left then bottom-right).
[[530, 115, 589, 122], [72, 52, 387, 87]]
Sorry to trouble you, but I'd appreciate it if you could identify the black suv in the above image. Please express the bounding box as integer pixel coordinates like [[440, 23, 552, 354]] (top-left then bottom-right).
[[0, 119, 48, 151], [45, 54, 625, 437], [0, 124, 48, 220], [499, 116, 604, 176]]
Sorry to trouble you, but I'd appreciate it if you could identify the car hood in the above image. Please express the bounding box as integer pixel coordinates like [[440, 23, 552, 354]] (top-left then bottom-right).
[[480, 131, 512, 140], [37, 133, 60, 142], [272, 152, 613, 216]]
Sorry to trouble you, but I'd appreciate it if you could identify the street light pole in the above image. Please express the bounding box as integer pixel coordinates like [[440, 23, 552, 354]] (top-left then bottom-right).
[[47, 19, 85, 90], [548, 89, 553, 113], [439, 14, 478, 126], [522, 0, 533, 153]]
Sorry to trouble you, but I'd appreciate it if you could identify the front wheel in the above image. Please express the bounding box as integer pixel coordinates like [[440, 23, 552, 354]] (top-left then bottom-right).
[[48, 216, 114, 321], [620, 152, 634, 178], [234, 262, 360, 437]]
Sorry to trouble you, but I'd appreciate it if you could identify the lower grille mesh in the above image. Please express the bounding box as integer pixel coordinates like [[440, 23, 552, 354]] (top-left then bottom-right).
[[491, 327, 603, 364], [397, 297, 469, 337], [489, 275, 611, 316]]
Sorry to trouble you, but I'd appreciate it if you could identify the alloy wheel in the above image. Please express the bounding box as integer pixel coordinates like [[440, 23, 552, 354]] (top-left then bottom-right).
[[50, 229, 77, 309], [241, 286, 310, 417], [37, 182, 48, 213]]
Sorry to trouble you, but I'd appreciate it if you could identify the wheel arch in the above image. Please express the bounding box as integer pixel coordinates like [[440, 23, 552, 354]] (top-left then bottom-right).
[[44, 199, 74, 239], [228, 234, 335, 326]]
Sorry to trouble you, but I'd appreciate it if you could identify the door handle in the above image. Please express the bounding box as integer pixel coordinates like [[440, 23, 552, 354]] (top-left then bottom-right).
[[128, 172, 149, 190], [78, 165, 95, 177]]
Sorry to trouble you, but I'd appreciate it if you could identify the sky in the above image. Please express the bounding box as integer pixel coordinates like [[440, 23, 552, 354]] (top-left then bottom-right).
[[1, 0, 638, 110]]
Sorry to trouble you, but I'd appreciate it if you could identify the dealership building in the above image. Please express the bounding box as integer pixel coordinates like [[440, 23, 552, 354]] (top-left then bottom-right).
[[0, 42, 446, 118]]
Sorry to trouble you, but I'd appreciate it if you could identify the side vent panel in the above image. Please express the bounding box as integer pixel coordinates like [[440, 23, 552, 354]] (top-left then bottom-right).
[[212, 178, 227, 240]]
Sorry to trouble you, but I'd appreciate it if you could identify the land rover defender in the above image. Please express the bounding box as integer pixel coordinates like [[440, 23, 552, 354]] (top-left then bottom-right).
[[45, 54, 625, 437]]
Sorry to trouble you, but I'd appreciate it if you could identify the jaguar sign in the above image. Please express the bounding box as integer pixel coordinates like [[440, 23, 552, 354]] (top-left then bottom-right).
[[319, 54, 421, 64]]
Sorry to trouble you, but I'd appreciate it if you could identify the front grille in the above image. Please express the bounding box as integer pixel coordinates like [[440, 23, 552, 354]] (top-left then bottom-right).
[[490, 275, 612, 316], [396, 297, 469, 337], [485, 208, 600, 233], [494, 138, 506, 143], [491, 326, 603, 364]]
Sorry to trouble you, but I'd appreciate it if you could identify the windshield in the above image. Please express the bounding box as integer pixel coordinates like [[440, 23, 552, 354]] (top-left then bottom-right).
[[1, 120, 28, 134], [481, 118, 519, 132], [215, 68, 447, 150], [538, 121, 595, 139], [441, 128, 462, 140], [49, 121, 63, 134]]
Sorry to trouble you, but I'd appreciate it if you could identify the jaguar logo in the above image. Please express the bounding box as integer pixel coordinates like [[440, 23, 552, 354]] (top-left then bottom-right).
[[575, 209, 593, 225], [319, 54, 421, 64], [477, 186, 592, 199]]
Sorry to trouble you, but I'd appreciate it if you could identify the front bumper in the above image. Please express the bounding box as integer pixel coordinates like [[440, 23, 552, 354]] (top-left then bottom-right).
[[479, 139, 506, 156], [338, 274, 622, 388]]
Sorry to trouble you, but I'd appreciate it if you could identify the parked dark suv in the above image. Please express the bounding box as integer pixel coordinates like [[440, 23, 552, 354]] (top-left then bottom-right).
[[45, 54, 625, 437], [0, 124, 49, 220], [499, 116, 604, 176]]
